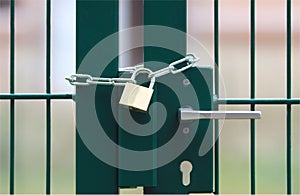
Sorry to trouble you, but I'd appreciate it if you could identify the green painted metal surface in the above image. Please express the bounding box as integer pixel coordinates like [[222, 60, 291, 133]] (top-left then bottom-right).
[[117, 67, 214, 193], [144, 67, 214, 194], [10, 0, 15, 194], [46, 0, 51, 193], [144, 0, 186, 71], [118, 0, 187, 188], [118, 75, 158, 187], [214, 1, 220, 194], [250, 1, 256, 193], [286, 1, 292, 194], [76, 0, 119, 194]]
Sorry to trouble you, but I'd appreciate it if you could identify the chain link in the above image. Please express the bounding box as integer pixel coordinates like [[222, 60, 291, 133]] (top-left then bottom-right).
[[65, 54, 199, 87], [65, 74, 92, 86], [65, 74, 135, 86], [148, 53, 199, 78]]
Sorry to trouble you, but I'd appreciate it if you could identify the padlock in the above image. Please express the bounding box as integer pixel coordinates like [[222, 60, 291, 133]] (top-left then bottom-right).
[[119, 68, 155, 112]]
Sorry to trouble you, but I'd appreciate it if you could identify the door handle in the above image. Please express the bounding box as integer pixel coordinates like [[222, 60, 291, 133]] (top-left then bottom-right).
[[179, 108, 261, 121]]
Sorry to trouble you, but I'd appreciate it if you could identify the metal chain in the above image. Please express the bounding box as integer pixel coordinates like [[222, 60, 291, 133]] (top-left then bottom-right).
[[65, 53, 199, 87], [65, 74, 135, 87], [148, 53, 199, 79]]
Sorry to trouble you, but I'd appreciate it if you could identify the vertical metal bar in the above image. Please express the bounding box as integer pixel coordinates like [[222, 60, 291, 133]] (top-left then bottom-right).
[[144, 0, 214, 194], [10, 0, 15, 194], [76, 0, 119, 193], [46, 0, 51, 194], [214, 0, 219, 194], [143, 0, 186, 191], [286, 0, 292, 194], [286, 104, 291, 195], [250, 0, 256, 194]]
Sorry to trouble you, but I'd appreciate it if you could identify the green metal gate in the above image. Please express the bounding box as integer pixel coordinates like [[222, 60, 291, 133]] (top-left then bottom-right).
[[0, 0, 299, 194]]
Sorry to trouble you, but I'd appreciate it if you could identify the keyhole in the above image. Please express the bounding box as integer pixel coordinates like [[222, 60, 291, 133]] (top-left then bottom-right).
[[180, 160, 193, 186]]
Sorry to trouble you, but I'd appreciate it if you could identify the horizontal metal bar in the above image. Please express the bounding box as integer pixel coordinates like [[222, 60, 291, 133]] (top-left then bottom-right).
[[217, 98, 300, 105], [1, 95, 298, 104], [179, 108, 261, 120], [0, 94, 73, 99]]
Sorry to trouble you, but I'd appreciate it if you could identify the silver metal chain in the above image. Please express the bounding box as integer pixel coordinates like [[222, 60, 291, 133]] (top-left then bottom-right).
[[65, 74, 135, 87], [148, 53, 198, 79], [65, 53, 199, 87]]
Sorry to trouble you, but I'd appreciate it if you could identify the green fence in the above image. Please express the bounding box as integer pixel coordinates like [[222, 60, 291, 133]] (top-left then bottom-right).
[[0, 1, 73, 194], [215, 1, 299, 194], [0, 0, 299, 194]]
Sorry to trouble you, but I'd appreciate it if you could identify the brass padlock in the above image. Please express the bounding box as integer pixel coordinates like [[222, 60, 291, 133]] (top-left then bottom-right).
[[119, 68, 155, 112]]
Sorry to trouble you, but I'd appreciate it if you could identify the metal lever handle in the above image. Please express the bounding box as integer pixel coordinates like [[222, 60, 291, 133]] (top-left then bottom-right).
[[179, 108, 262, 121]]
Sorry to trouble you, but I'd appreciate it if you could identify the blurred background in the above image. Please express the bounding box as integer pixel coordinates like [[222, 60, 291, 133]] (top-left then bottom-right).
[[0, 0, 299, 194]]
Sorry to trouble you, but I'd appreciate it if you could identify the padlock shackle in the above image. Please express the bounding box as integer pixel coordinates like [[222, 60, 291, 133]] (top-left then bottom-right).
[[130, 68, 155, 89]]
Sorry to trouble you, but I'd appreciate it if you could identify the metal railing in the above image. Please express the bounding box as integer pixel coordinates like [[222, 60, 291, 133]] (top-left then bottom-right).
[[214, 0, 300, 194], [0, 1, 73, 194], [0, 0, 299, 194]]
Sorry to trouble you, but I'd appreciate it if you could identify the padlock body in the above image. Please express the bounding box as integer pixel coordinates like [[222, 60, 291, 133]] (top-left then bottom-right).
[[119, 83, 153, 111]]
